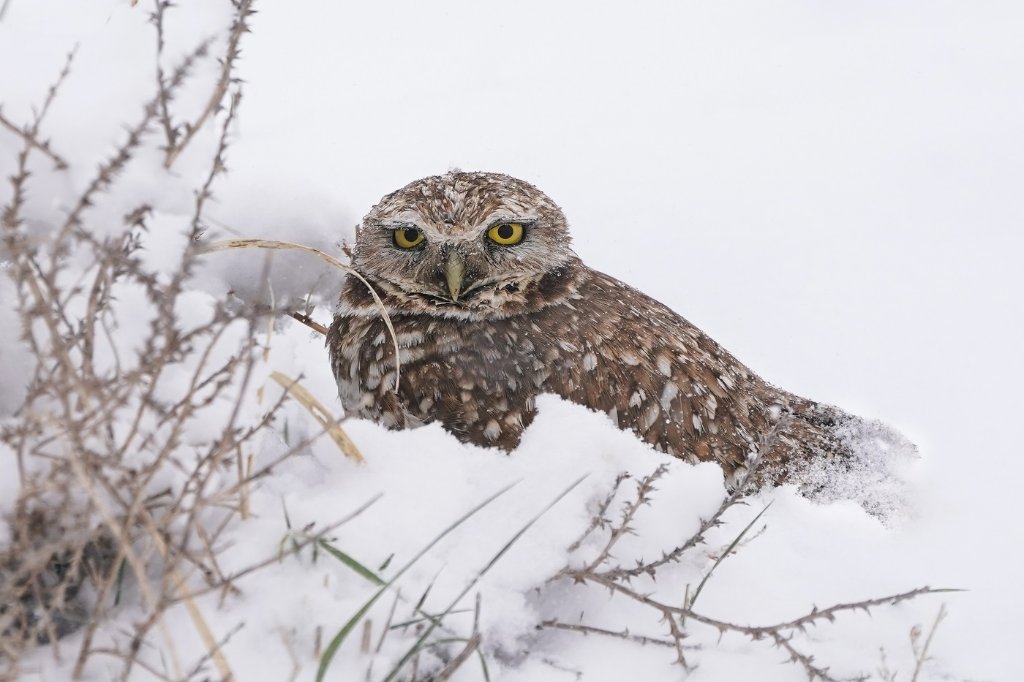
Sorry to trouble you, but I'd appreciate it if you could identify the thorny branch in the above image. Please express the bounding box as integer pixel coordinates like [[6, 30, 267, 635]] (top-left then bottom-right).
[[162, 0, 255, 169], [540, 620, 681, 649], [543, 418, 954, 680], [191, 88, 242, 237], [54, 35, 213, 255], [597, 416, 788, 582], [566, 471, 629, 553], [0, 4, 325, 680], [580, 464, 666, 575], [2, 48, 76, 233], [151, 0, 178, 153], [0, 109, 68, 169]]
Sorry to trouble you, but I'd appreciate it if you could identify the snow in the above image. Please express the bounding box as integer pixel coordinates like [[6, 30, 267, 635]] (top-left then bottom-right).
[[2, 1, 1023, 680]]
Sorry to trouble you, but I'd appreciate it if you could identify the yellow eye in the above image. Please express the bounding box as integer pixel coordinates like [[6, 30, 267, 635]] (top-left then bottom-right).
[[487, 222, 524, 246], [393, 227, 425, 249]]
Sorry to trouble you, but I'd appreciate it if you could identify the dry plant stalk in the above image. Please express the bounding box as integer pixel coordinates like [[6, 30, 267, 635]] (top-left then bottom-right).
[[909, 603, 947, 682], [0, 109, 68, 169], [542, 423, 955, 680], [156, 0, 256, 169], [0, 2, 366, 679], [205, 237, 403, 391], [270, 371, 364, 463]]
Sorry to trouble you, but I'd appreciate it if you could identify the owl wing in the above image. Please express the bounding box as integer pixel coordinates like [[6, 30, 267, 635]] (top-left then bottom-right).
[[524, 265, 774, 475], [332, 265, 900, 490]]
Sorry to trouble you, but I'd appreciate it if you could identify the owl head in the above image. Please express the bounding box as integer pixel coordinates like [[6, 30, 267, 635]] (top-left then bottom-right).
[[352, 171, 578, 318]]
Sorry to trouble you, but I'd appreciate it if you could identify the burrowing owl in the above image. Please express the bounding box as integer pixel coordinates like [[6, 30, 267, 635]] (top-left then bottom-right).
[[327, 171, 908, 486]]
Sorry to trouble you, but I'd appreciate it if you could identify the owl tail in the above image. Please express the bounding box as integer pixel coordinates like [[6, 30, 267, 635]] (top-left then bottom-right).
[[768, 398, 919, 520]]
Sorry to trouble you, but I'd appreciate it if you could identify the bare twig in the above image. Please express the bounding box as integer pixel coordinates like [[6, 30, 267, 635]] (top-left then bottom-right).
[[572, 571, 954, 637], [191, 87, 242, 237], [539, 620, 678, 649], [205, 238, 402, 392], [598, 416, 788, 582], [770, 631, 849, 682], [151, 0, 177, 153], [170, 498, 381, 606], [581, 464, 666, 575], [566, 472, 629, 553], [557, 566, 952, 678], [544, 415, 955, 678], [163, 0, 255, 168], [55, 36, 212, 253], [3, 48, 76, 232], [290, 311, 329, 336], [910, 603, 947, 682], [688, 502, 772, 607], [0, 109, 68, 169]]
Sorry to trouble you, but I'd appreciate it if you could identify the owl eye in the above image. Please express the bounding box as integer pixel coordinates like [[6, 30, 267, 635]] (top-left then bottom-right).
[[487, 222, 524, 246], [393, 227, 425, 249]]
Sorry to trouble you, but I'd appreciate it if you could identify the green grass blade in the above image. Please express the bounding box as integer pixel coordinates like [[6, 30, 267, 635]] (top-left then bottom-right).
[[315, 480, 519, 682], [388, 610, 472, 631], [317, 540, 385, 586], [382, 474, 588, 682], [477, 647, 491, 682]]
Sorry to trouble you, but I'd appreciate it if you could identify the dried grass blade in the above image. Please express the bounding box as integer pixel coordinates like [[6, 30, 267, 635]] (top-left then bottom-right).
[[269, 371, 364, 463], [205, 238, 401, 391], [172, 568, 234, 681]]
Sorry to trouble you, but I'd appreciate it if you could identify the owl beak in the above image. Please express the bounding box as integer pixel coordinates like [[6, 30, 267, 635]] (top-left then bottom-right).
[[445, 252, 465, 301]]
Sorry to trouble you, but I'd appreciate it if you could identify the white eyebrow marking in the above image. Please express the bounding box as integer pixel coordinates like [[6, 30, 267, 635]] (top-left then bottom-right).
[[478, 210, 541, 227], [375, 209, 425, 226]]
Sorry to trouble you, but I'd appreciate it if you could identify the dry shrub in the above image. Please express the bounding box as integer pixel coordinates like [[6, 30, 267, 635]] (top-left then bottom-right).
[[0, 2, 299, 679]]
